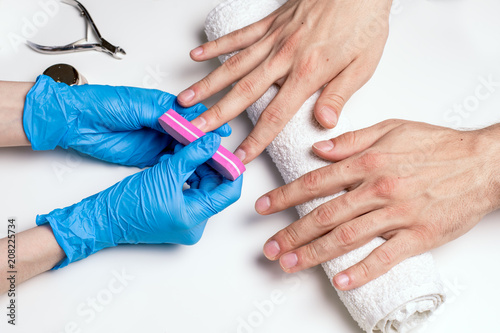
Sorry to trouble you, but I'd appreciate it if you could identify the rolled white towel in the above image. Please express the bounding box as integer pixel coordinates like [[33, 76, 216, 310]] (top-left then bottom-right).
[[205, 1, 445, 332]]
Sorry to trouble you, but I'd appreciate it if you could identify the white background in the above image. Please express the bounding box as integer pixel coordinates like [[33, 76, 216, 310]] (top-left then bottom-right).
[[1, 0, 500, 332]]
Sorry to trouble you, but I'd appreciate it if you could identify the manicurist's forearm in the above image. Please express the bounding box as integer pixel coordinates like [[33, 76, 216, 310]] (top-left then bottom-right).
[[0, 225, 65, 294], [0, 81, 33, 147]]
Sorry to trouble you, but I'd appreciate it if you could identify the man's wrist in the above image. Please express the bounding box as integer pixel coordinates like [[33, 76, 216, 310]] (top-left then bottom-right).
[[479, 123, 500, 210]]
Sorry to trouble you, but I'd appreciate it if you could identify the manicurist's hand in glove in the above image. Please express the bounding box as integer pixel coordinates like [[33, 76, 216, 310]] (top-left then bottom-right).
[[40, 133, 242, 268], [0, 78, 242, 293], [8, 75, 231, 165]]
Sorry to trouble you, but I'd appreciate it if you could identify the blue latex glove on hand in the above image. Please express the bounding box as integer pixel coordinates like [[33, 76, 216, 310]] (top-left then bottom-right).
[[23, 75, 231, 168], [36, 133, 242, 269]]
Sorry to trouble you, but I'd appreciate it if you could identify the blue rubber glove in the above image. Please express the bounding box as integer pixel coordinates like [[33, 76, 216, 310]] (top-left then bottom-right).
[[23, 75, 231, 168], [36, 133, 243, 269]]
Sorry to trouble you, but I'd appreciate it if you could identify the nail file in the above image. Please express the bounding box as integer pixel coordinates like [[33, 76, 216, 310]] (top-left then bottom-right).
[[158, 109, 246, 181]]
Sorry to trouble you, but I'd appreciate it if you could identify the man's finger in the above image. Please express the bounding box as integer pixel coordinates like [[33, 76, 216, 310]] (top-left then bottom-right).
[[275, 209, 397, 273], [177, 105, 233, 137], [312, 119, 405, 162], [332, 232, 419, 290], [314, 59, 373, 129], [187, 64, 280, 133], [190, 16, 275, 61], [178, 39, 274, 107], [234, 76, 321, 163], [263, 189, 383, 261], [255, 160, 361, 215]]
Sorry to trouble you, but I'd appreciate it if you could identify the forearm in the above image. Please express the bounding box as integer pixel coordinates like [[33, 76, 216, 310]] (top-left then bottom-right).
[[0, 225, 65, 294], [0, 81, 33, 147]]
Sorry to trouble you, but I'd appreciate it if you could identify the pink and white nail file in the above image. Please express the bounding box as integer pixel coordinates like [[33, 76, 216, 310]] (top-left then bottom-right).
[[158, 109, 245, 181]]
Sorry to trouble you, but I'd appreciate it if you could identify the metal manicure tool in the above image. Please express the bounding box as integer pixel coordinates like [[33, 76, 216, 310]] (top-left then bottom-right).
[[27, 0, 126, 59]]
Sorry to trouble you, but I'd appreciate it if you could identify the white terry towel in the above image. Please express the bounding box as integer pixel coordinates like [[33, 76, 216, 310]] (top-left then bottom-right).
[[205, 0, 445, 332]]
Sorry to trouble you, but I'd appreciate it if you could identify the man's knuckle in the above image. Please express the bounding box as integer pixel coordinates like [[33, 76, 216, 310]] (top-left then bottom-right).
[[262, 105, 287, 127], [333, 224, 358, 248], [356, 261, 371, 280], [210, 104, 224, 122], [383, 205, 404, 220], [381, 118, 403, 129], [398, 122, 416, 133], [371, 176, 397, 198], [275, 186, 291, 207], [267, 25, 282, 40], [200, 76, 212, 91], [210, 38, 220, 50], [279, 226, 301, 248], [303, 171, 323, 196], [304, 242, 321, 262], [391, 202, 412, 219], [375, 246, 397, 267], [324, 93, 345, 113], [263, 58, 277, 72], [231, 28, 245, 43], [312, 204, 336, 228], [356, 151, 383, 172], [244, 132, 262, 150], [239, 23, 262, 40], [335, 131, 357, 148], [236, 79, 257, 98], [295, 54, 317, 80], [225, 54, 243, 71], [275, 34, 299, 59], [411, 225, 434, 247]]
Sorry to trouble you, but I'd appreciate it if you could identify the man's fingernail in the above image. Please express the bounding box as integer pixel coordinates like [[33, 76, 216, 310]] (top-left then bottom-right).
[[178, 89, 195, 103], [334, 273, 350, 289], [263, 240, 280, 259], [255, 196, 270, 213], [313, 140, 334, 152], [191, 117, 206, 130], [191, 46, 204, 57], [234, 148, 246, 163], [280, 253, 298, 270], [319, 106, 338, 127]]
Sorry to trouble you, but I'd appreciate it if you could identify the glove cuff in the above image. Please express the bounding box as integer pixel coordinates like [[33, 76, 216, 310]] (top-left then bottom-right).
[[36, 195, 116, 270], [23, 75, 72, 150]]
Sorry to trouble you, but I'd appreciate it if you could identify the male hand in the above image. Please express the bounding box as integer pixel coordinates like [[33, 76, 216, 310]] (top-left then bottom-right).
[[256, 120, 500, 290], [178, 0, 392, 163]]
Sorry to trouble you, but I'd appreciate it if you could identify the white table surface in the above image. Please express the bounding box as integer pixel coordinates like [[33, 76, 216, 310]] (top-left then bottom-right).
[[1, 0, 499, 332]]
